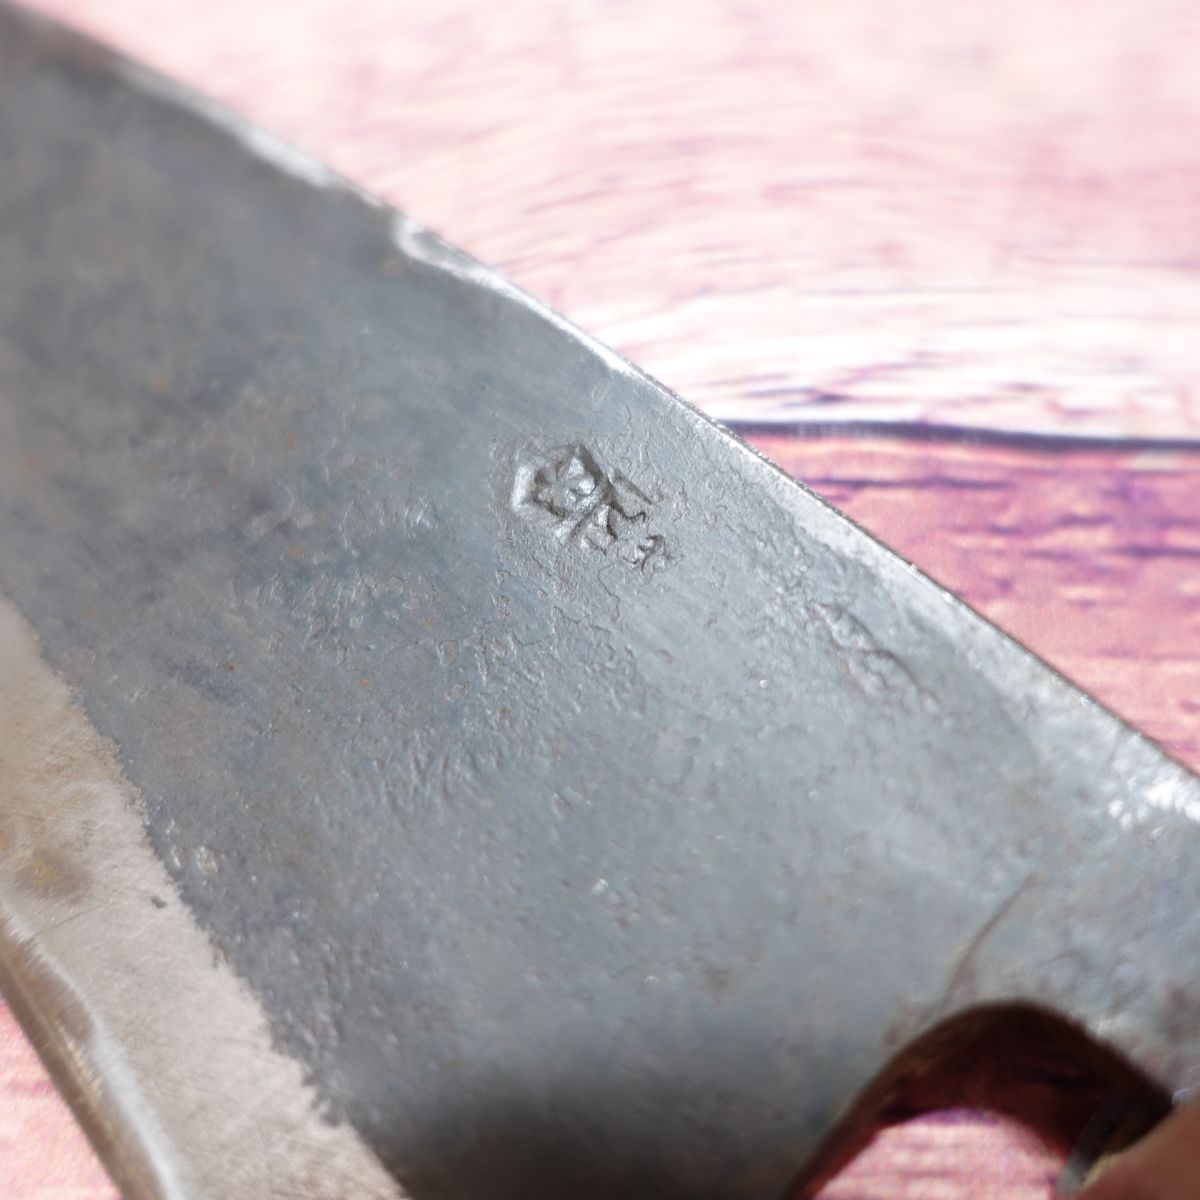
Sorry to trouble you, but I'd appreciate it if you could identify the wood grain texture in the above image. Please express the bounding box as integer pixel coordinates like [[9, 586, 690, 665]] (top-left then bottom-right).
[[6, 0, 1200, 1195], [764, 435, 1200, 768], [0, 1002, 115, 1198], [26, 0, 1200, 439]]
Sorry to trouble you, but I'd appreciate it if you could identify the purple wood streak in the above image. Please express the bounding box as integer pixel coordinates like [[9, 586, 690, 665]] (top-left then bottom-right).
[[753, 433, 1200, 772]]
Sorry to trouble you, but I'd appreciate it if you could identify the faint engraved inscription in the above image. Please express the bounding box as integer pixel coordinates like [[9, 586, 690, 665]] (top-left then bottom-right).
[[513, 444, 667, 570]]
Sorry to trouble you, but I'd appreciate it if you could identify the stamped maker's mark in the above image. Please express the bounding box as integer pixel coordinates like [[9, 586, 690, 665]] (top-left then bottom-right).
[[513, 444, 667, 570]]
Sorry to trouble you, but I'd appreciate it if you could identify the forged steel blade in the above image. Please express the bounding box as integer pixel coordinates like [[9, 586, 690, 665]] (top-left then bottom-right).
[[1, 6, 1199, 1200]]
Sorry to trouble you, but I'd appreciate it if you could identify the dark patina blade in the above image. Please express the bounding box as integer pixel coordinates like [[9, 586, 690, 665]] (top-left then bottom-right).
[[0, 6, 1198, 1199]]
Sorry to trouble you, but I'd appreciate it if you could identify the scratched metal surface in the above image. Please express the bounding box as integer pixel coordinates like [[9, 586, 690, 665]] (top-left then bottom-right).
[[2, 6, 1200, 1200], [4, 1, 1200, 1198]]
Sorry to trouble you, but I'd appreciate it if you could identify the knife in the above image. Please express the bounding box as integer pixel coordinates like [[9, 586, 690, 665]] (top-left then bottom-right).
[[0, 5, 1197, 1199]]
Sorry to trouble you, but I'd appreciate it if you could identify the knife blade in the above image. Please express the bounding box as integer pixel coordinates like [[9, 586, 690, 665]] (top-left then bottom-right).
[[1, 5, 1198, 1200]]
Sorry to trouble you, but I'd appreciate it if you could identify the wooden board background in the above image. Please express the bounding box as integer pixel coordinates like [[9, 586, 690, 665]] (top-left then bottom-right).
[[6, 0, 1200, 1194]]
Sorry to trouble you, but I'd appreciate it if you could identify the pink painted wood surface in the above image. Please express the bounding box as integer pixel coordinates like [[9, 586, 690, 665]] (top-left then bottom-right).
[[0, 1002, 114, 1197], [7, 0, 1200, 1194], [763, 436, 1200, 768]]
